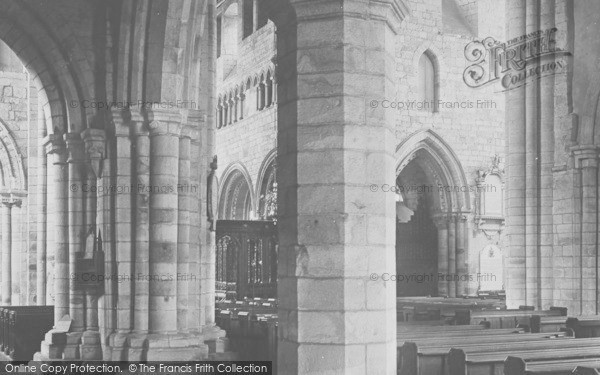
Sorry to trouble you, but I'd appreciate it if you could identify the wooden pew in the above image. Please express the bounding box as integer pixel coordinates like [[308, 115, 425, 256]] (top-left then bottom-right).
[[8, 307, 54, 360], [1, 306, 53, 354], [398, 327, 526, 341], [397, 323, 488, 333], [530, 315, 567, 333], [504, 356, 600, 375], [567, 316, 600, 338], [448, 338, 600, 375], [397, 331, 570, 375], [454, 307, 567, 329], [574, 366, 600, 375]]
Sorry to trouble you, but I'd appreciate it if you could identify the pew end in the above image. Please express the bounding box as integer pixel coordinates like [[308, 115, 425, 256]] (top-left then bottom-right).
[[504, 356, 527, 375], [447, 348, 466, 375], [398, 342, 417, 375]]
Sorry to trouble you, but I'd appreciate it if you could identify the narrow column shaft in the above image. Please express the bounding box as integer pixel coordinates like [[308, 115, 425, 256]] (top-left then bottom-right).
[[435, 215, 449, 296], [65, 133, 86, 332], [455, 215, 468, 296], [45, 135, 69, 323], [448, 216, 457, 298], [84, 169, 98, 331], [188, 125, 201, 331], [1, 202, 12, 304], [133, 118, 150, 333], [177, 133, 192, 332], [37, 139, 48, 305]]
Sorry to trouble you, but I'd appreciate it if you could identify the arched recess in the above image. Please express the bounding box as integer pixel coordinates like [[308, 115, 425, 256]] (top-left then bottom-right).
[[395, 130, 472, 297], [0, 120, 26, 193], [218, 163, 255, 220], [256, 149, 277, 221], [396, 129, 471, 212]]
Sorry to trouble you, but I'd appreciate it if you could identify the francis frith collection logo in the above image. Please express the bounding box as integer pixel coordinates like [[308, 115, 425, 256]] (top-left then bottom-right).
[[463, 27, 571, 90]]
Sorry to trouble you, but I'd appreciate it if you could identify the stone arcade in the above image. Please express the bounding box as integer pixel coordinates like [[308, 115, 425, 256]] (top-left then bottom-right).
[[0, 0, 598, 374]]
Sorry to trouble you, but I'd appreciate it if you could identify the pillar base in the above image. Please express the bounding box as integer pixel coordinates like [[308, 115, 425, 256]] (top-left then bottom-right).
[[106, 332, 210, 361], [80, 330, 102, 360]]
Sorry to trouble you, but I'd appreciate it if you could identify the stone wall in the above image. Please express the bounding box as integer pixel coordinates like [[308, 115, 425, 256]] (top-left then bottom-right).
[[394, 0, 507, 295], [0, 43, 39, 305]]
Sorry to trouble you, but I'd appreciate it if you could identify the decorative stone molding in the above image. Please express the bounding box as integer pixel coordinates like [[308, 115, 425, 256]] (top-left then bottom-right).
[[288, 0, 410, 34], [571, 144, 599, 169]]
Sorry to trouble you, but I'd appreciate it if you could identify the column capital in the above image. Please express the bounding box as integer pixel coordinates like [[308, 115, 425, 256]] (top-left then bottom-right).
[[44, 133, 66, 155], [81, 128, 106, 179], [180, 124, 198, 140], [0, 193, 23, 207], [110, 108, 131, 137], [145, 107, 183, 136], [64, 132, 86, 163], [431, 213, 449, 229], [571, 145, 599, 169]]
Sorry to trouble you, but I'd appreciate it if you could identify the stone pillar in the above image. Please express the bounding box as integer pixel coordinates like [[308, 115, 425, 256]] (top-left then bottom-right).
[[37, 131, 48, 305], [143, 107, 205, 360], [65, 133, 86, 336], [447, 214, 457, 298], [433, 214, 449, 296], [132, 109, 150, 335], [186, 112, 201, 333], [80, 128, 106, 360], [455, 213, 468, 296], [147, 109, 180, 335], [177, 126, 192, 332], [573, 147, 599, 313], [272, 1, 408, 373], [1, 200, 13, 304], [45, 134, 69, 322], [505, 0, 527, 308]]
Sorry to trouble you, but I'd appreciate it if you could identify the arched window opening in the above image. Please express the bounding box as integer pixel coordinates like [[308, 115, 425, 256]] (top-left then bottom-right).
[[418, 53, 437, 112], [242, 0, 254, 39]]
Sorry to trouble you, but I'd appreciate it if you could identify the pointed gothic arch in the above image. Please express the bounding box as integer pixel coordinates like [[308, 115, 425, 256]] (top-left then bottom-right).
[[218, 163, 255, 220]]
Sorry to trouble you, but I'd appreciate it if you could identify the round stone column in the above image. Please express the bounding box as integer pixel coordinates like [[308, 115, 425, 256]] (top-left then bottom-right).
[[45, 134, 69, 322], [147, 110, 180, 334], [65, 132, 86, 333]]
